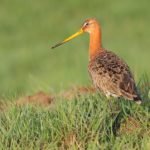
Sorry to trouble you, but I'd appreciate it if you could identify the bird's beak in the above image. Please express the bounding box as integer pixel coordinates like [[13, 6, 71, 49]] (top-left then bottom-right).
[[51, 28, 84, 49]]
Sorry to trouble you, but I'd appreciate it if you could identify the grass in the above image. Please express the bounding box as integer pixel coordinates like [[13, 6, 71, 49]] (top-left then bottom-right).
[[1, 84, 150, 149], [0, 77, 150, 149], [0, 0, 150, 149]]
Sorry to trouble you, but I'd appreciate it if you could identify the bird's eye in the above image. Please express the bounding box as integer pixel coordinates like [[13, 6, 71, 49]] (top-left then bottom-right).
[[84, 22, 89, 27]]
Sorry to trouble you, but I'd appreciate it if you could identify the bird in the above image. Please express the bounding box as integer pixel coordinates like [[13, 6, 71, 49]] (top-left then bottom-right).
[[51, 18, 142, 104]]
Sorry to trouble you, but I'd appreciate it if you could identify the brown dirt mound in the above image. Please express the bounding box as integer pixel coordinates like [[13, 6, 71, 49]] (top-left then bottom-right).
[[16, 91, 54, 107], [60, 86, 96, 100], [118, 117, 141, 135], [16, 86, 96, 107]]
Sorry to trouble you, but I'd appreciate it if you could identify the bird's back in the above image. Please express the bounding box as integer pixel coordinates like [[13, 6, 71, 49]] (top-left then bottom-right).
[[88, 49, 141, 104]]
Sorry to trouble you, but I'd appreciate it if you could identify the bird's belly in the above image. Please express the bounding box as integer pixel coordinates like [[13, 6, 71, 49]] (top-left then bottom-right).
[[88, 68, 120, 98], [94, 76, 119, 97]]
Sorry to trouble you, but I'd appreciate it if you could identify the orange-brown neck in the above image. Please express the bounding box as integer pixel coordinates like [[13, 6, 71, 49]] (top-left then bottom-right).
[[89, 26, 102, 60]]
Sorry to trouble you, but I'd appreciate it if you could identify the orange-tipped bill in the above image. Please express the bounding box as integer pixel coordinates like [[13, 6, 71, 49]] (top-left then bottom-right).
[[51, 29, 84, 49]]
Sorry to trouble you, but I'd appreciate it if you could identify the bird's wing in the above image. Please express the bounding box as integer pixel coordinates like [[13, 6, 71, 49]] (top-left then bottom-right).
[[89, 51, 141, 100]]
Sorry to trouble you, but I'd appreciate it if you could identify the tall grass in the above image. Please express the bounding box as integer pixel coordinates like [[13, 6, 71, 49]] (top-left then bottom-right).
[[1, 93, 150, 149]]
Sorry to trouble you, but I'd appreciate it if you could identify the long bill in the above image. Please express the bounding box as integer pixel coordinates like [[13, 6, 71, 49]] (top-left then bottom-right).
[[51, 29, 84, 49]]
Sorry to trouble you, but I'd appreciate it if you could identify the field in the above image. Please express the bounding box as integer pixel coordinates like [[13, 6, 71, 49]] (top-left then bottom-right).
[[0, 0, 150, 149]]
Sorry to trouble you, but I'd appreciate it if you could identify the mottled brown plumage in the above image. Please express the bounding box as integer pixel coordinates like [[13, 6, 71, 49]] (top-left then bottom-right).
[[88, 50, 141, 104], [51, 18, 142, 104]]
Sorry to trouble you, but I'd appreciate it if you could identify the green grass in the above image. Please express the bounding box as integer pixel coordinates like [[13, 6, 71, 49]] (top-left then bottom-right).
[[1, 86, 150, 149], [0, 77, 150, 149], [0, 0, 150, 149]]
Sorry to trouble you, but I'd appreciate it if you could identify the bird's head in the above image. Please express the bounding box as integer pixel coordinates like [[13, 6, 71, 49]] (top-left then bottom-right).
[[81, 18, 99, 33], [51, 18, 100, 49]]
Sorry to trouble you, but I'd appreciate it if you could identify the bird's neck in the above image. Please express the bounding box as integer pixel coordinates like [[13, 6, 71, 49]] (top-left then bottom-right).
[[89, 27, 102, 60]]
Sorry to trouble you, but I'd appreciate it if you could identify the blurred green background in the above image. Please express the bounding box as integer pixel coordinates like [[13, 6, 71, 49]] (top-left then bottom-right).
[[0, 0, 150, 97]]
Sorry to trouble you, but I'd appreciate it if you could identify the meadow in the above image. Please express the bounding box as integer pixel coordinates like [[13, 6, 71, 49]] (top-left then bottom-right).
[[0, 0, 150, 149]]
